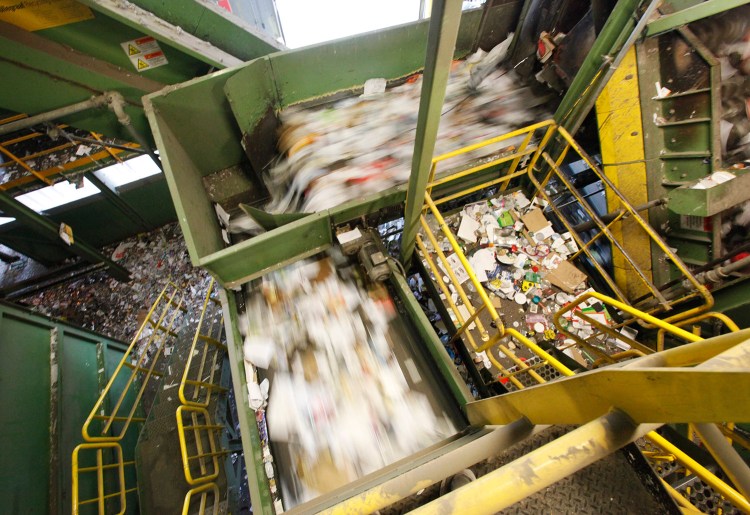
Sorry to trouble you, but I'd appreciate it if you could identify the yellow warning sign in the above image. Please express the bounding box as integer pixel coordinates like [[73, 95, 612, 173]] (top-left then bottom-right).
[[121, 36, 168, 73], [0, 0, 94, 31]]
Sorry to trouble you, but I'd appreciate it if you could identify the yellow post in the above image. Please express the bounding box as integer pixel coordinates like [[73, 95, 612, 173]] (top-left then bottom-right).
[[595, 46, 652, 300]]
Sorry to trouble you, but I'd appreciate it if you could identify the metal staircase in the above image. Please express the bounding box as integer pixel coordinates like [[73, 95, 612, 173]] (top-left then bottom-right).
[[72, 282, 186, 514], [135, 279, 230, 515]]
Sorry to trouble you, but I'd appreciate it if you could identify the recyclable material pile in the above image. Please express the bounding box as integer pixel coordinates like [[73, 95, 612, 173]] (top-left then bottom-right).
[[261, 35, 549, 214], [419, 191, 634, 378], [19, 222, 211, 342], [239, 254, 455, 507]]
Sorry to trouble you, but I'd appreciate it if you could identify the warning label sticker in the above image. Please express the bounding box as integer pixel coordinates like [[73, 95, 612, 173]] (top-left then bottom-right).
[[120, 36, 168, 72]]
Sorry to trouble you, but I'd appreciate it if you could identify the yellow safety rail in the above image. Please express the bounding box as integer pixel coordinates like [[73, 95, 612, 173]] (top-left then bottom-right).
[[656, 312, 740, 352], [416, 121, 746, 511], [426, 119, 557, 201], [176, 405, 224, 486], [177, 282, 228, 511], [71, 442, 135, 515], [553, 290, 703, 364], [182, 482, 220, 515], [81, 282, 185, 442], [179, 279, 228, 407], [528, 125, 713, 323], [73, 281, 185, 515]]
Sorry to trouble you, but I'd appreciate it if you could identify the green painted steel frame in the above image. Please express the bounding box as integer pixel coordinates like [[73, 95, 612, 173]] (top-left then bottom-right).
[[401, 0, 464, 266], [125, 0, 283, 61], [646, 0, 750, 36], [0, 190, 130, 281], [218, 290, 275, 515]]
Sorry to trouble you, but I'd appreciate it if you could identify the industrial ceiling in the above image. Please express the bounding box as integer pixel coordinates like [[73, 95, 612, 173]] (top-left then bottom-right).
[[0, 0, 285, 285]]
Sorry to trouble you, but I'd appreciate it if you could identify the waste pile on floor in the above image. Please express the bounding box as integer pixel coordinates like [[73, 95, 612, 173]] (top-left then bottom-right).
[[239, 253, 455, 507], [259, 35, 548, 214], [418, 190, 633, 379], [20, 222, 211, 342]]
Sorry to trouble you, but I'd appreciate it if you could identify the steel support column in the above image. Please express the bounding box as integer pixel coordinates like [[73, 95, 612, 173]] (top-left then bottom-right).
[[400, 0, 464, 265], [0, 192, 130, 282], [554, 0, 654, 133]]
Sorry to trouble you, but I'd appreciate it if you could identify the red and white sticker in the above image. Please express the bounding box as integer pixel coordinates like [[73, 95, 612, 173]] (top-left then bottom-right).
[[120, 36, 168, 72]]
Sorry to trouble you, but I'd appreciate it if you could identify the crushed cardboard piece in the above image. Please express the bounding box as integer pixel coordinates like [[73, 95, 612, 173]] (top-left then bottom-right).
[[545, 260, 587, 293], [521, 208, 551, 233]]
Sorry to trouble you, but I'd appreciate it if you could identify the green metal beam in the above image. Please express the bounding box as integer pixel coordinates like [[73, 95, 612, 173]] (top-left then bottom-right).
[[400, 0, 464, 266], [646, 0, 750, 36], [76, 0, 242, 69], [554, 0, 649, 132], [0, 21, 162, 142], [84, 172, 153, 232], [127, 0, 284, 60], [389, 261, 474, 408], [0, 191, 130, 282], [219, 290, 275, 515]]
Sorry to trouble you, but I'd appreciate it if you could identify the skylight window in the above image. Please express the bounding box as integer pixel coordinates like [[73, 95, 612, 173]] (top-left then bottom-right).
[[16, 178, 101, 212], [0, 154, 162, 226], [93, 154, 161, 190]]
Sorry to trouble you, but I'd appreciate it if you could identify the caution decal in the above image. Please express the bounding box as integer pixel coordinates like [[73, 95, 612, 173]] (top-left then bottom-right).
[[120, 35, 168, 72]]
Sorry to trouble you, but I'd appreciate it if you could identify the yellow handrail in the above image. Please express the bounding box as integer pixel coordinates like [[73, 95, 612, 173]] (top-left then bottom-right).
[[182, 482, 219, 515], [656, 312, 740, 351], [415, 119, 745, 511], [72, 442, 132, 515], [82, 282, 185, 442], [179, 279, 227, 408], [176, 405, 224, 486]]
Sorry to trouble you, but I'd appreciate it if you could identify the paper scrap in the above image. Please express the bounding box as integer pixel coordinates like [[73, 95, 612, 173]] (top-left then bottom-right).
[[243, 335, 276, 369], [512, 191, 531, 209], [363, 78, 387, 97], [469, 248, 496, 282], [443, 253, 470, 284], [457, 214, 481, 242], [533, 224, 555, 242], [457, 304, 476, 330]]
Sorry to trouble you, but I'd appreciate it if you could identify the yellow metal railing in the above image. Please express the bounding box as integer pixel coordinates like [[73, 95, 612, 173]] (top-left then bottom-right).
[[529, 125, 714, 323], [179, 279, 227, 408], [177, 281, 228, 511], [71, 442, 135, 515], [73, 282, 186, 515], [656, 311, 740, 352], [81, 282, 185, 442], [426, 120, 557, 201], [182, 482, 220, 515], [416, 120, 746, 511], [176, 405, 223, 486]]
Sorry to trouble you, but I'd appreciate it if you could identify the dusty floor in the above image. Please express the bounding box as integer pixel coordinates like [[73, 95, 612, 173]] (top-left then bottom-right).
[[16, 222, 211, 342]]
